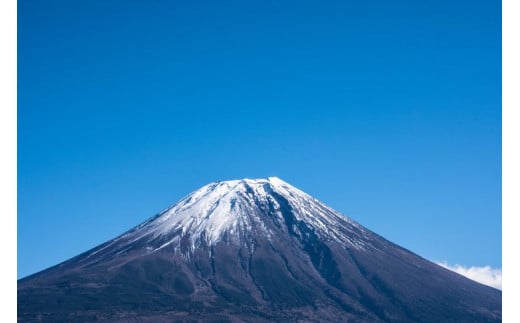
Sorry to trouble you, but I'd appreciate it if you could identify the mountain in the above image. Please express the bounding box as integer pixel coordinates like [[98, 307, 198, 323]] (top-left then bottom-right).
[[18, 177, 501, 322]]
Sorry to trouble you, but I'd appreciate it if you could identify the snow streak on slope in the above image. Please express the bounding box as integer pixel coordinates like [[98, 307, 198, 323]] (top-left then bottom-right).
[[109, 177, 370, 253]]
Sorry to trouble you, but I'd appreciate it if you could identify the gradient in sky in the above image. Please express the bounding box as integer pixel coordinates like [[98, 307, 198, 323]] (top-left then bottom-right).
[[18, 0, 501, 279]]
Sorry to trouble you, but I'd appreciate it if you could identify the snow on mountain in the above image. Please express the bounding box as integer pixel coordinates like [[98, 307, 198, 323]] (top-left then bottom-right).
[[110, 177, 369, 254]]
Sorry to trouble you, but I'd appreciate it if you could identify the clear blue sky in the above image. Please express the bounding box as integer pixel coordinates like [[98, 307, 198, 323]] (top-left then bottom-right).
[[18, 0, 501, 279]]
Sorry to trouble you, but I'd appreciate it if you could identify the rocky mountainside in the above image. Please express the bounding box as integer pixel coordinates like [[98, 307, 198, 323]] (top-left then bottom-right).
[[18, 177, 501, 322]]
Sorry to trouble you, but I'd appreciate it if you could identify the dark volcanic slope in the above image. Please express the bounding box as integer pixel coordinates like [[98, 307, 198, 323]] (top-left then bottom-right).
[[18, 177, 501, 322]]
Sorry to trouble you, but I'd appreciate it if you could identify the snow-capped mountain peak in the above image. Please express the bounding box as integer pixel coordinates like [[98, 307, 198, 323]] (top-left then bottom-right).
[[20, 177, 501, 322], [111, 177, 367, 253]]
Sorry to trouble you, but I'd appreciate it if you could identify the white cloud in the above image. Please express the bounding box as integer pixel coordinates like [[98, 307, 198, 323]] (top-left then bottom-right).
[[436, 262, 502, 290]]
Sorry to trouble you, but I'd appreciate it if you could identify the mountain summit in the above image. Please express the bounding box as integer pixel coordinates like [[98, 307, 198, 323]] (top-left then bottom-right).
[[18, 177, 501, 322], [95, 177, 370, 256]]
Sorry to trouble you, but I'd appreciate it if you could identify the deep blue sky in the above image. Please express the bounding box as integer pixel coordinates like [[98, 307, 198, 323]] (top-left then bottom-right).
[[18, 0, 501, 278]]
